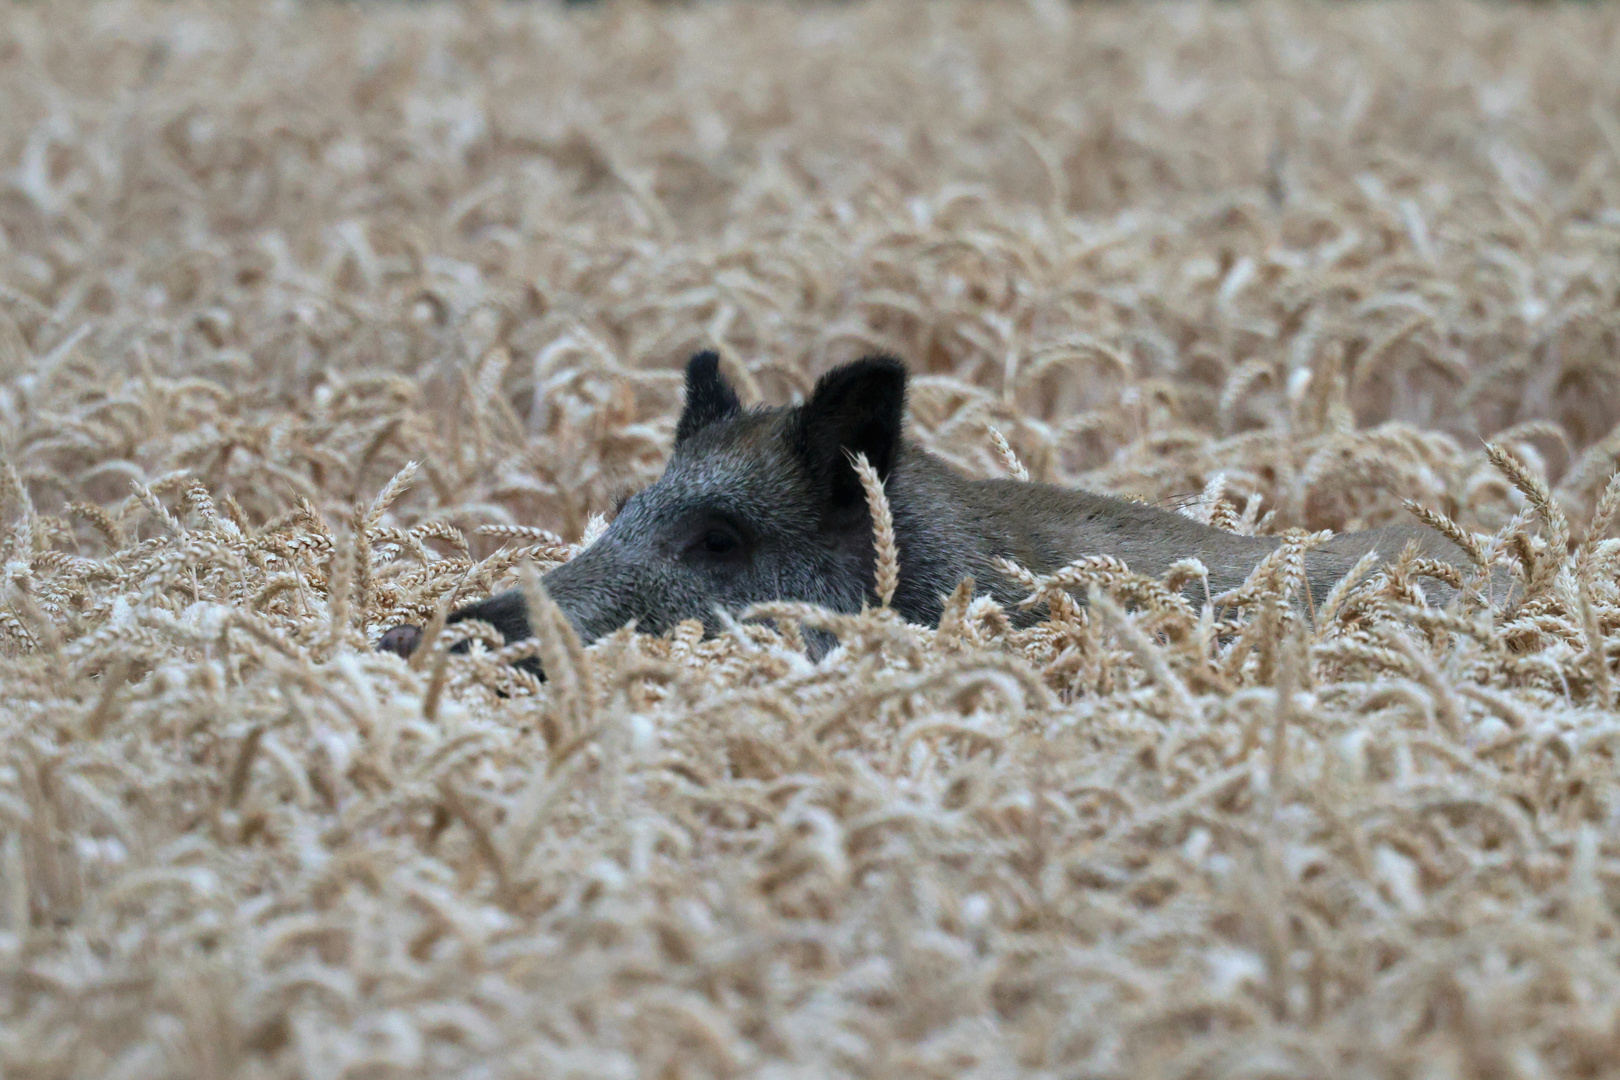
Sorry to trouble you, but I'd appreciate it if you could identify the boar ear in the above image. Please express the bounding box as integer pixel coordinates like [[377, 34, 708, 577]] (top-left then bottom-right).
[[793, 356, 907, 507], [676, 351, 743, 443]]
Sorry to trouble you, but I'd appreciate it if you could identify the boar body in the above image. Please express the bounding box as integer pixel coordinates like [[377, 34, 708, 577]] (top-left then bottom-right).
[[383, 354, 1477, 662]]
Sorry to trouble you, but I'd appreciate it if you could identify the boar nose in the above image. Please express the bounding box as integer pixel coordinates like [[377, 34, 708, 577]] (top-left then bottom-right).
[[374, 622, 550, 685], [376, 624, 423, 658]]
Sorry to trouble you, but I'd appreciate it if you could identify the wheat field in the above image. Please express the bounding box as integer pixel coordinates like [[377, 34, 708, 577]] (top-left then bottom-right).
[[3, 1, 1620, 1077]]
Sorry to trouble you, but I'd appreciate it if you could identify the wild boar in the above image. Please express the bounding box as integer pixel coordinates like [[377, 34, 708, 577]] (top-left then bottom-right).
[[377, 352, 1480, 663]]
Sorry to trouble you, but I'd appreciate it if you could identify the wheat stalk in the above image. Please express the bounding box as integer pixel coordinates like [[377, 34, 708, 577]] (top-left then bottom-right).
[[985, 423, 1030, 481], [850, 451, 899, 608]]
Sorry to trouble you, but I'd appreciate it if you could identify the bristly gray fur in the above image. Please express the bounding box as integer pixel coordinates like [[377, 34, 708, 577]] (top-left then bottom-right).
[[394, 353, 1481, 665]]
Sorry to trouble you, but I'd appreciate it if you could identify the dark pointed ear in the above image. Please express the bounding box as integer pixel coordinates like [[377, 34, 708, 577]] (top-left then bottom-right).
[[792, 356, 907, 507], [675, 351, 743, 443]]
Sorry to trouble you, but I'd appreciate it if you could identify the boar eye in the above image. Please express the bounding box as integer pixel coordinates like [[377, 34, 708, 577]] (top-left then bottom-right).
[[700, 530, 738, 555], [684, 519, 747, 563]]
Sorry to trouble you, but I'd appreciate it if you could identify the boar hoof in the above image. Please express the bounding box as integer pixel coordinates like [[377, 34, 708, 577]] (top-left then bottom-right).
[[377, 624, 424, 659]]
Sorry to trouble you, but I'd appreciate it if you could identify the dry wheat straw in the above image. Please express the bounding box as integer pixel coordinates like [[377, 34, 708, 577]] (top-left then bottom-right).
[[851, 450, 899, 608], [985, 424, 1031, 482]]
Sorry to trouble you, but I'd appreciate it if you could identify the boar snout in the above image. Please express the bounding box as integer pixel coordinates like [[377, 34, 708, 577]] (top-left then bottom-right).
[[374, 612, 551, 684], [538, 541, 682, 644], [376, 624, 423, 659], [372, 541, 672, 676]]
